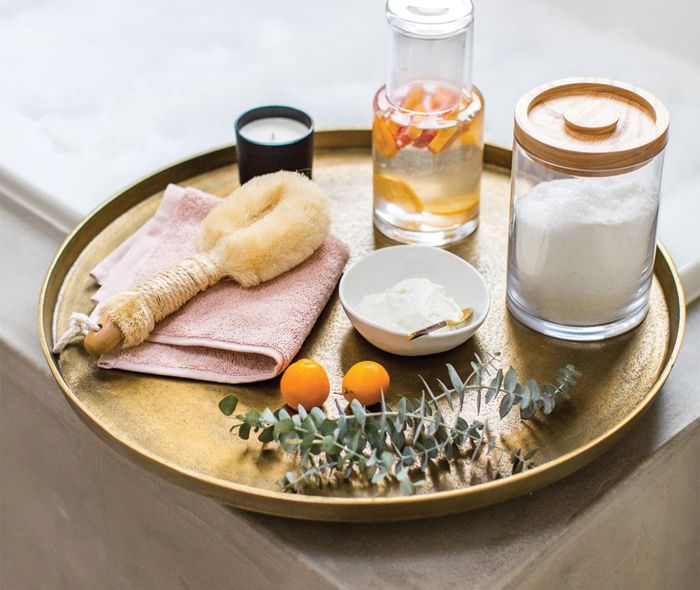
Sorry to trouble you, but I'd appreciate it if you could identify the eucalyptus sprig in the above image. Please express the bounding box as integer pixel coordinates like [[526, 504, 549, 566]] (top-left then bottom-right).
[[219, 353, 581, 495]]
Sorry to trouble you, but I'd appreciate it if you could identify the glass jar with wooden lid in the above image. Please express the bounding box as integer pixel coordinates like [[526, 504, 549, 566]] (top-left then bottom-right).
[[506, 78, 670, 341]]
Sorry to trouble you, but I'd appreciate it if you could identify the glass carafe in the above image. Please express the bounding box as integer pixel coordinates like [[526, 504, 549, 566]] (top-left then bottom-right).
[[373, 0, 484, 246]]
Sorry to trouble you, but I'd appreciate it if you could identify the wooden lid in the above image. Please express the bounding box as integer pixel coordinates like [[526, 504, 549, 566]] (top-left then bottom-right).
[[514, 78, 669, 173]]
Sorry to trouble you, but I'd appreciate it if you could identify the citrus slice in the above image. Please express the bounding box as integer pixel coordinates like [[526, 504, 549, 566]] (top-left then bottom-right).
[[428, 127, 460, 154], [430, 87, 459, 111], [373, 174, 423, 213], [459, 124, 482, 146], [402, 85, 426, 112], [424, 190, 479, 216], [372, 117, 398, 159], [395, 124, 422, 148]]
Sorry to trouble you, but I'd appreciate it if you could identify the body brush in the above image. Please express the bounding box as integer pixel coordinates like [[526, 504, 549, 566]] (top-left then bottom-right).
[[76, 171, 330, 356]]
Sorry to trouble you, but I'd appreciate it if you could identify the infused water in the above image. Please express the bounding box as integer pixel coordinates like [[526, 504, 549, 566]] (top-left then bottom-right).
[[373, 81, 484, 245]]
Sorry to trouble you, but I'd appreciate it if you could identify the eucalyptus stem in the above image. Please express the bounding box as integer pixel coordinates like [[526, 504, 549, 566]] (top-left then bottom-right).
[[218, 354, 581, 495]]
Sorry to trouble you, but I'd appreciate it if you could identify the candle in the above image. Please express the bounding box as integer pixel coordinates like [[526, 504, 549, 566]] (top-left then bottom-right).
[[239, 117, 311, 145], [235, 106, 314, 184]]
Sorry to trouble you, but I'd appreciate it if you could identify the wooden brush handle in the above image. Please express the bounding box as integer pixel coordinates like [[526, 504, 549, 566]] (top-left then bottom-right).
[[84, 253, 223, 356], [84, 319, 124, 357]]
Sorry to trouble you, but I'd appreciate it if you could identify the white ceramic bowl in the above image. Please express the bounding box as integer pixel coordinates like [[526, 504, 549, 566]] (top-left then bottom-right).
[[339, 245, 490, 356]]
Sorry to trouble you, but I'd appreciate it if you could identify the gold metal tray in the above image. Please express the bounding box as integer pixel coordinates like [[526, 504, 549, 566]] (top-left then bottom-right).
[[39, 130, 686, 522]]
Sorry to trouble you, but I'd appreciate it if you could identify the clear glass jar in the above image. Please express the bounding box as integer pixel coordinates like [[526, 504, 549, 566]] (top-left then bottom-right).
[[506, 78, 669, 341], [373, 0, 484, 246]]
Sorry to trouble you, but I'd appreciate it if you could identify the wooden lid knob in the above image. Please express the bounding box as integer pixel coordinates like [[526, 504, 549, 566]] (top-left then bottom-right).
[[563, 108, 619, 136], [84, 319, 124, 357]]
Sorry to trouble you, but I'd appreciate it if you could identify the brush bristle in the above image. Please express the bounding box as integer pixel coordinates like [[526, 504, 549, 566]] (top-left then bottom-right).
[[196, 171, 331, 287]]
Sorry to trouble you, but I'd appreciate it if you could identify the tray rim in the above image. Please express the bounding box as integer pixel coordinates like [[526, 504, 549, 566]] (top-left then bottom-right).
[[38, 129, 687, 522]]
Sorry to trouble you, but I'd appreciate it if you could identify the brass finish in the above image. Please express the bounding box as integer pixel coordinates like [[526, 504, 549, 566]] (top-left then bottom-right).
[[514, 78, 670, 173], [39, 130, 686, 522]]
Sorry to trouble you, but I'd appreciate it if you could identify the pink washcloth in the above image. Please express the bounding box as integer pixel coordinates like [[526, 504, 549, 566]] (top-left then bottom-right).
[[90, 184, 349, 384]]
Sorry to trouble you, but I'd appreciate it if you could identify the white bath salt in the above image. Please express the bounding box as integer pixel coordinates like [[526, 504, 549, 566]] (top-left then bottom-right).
[[512, 177, 658, 325], [359, 277, 463, 333]]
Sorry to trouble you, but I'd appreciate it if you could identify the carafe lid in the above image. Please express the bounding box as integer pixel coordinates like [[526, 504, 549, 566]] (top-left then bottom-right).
[[386, 0, 473, 38], [514, 78, 669, 173]]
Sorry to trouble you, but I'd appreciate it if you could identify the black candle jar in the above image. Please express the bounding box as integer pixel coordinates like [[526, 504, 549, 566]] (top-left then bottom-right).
[[234, 106, 314, 184]]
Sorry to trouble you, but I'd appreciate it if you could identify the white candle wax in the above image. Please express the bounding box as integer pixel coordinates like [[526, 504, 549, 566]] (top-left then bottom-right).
[[238, 117, 310, 145]]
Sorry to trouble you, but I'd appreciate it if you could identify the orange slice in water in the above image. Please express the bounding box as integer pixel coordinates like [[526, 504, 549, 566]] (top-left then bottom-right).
[[428, 127, 460, 154], [402, 85, 426, 112], [424, 190, 480, 216], [459, 124, 482, 146], [373, 117, 398, 159], [373, 174, 423, 213]]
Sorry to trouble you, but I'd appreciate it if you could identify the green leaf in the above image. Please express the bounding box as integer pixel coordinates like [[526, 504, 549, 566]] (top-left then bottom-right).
[[244, 409, 261, 426], [218, 394, 239, 416], [400, 478, 414, 495], [485, 370, 502, 404], [519, 383, 532, 409], [274, 418, 295, 435], [454, 417, 469, 445], [258, 426, 274, 443], [302, 415, 317, 435], [349, 430, 361, 452], [526, 380, 539, 404], [523, 448, 539, 461], [260, 407, 277, 426], [471, 429, 484, 461], [520, 403, 536, 420], [371, 469, 387, 484], [321, 435, 336, 453], [239, 423, 251, 440], [381, 450, 394, 472], [398, 396, 407, 424], [423, 436, 440, 458], [310, 407, 326, 426], [542, 394, 555, 415], [401, 446, 416, 466], [499, 393, 514, 418], [436, 378, 453, 410], [413, 393, 426, 442], [447, 364, 465, 410], [503, 367, 517, 393], [350, 399, 366, 428]]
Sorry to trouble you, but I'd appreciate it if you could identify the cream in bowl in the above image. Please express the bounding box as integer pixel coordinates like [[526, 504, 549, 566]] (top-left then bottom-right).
[[339, 246, 490, 356]]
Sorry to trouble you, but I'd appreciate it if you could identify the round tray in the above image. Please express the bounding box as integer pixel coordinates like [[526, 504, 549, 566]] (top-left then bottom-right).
[[39, 130, 686, 522]]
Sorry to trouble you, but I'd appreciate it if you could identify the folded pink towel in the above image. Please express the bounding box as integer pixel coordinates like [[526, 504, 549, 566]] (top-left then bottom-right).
[[90, 184, 349, 384]]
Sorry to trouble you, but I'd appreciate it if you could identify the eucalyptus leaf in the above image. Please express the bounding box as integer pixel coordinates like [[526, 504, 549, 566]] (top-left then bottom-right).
[[258, 426, 274, 443], [447, 363, 466, 410], [260, 407, 277, 426], [503, 367, 517, 393], [436, 378, 454, 410], [499, 392, 514, 418], [350, 399, 366, 428], [218, 394, 239, 416]]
